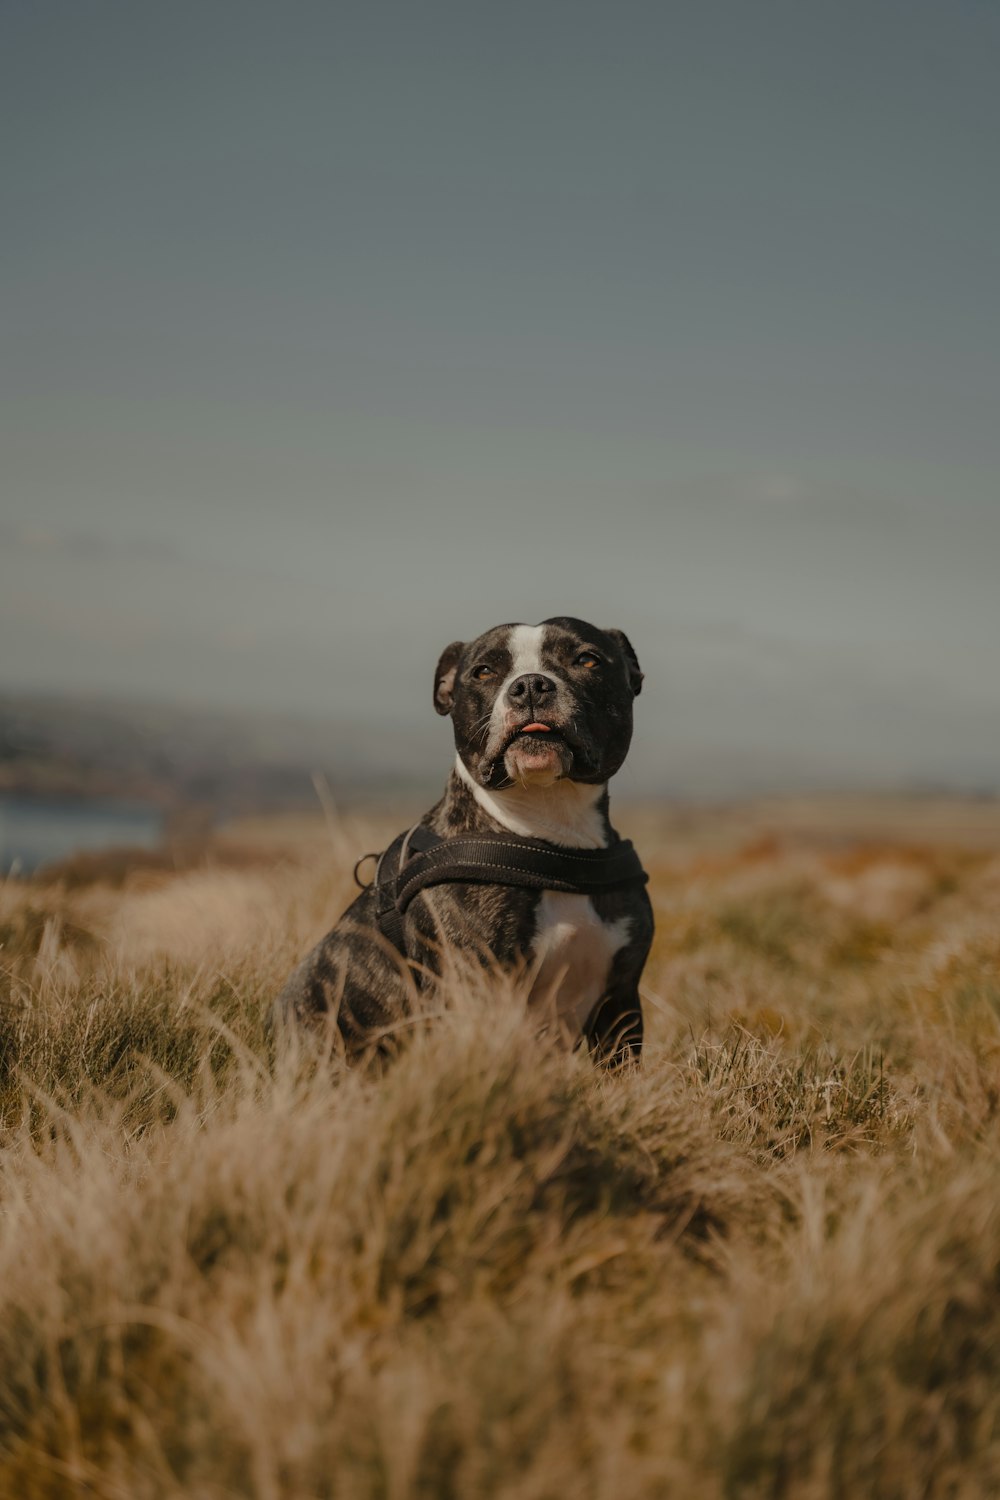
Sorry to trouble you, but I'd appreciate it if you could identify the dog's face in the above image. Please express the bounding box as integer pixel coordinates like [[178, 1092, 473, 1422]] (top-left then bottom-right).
[[433, 617, 643, 790]]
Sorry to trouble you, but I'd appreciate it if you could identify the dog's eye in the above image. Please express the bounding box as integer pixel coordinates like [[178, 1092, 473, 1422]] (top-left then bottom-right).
[[574, 651, 601, 669], [471, 664, 496, 681]]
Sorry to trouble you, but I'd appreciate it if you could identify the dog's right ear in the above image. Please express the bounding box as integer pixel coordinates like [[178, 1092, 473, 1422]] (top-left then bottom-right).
[[433, 640, 465, 715]]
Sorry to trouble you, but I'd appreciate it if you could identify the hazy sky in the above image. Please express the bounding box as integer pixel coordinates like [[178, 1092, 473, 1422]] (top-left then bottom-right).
[[3, 1, 998, 793]]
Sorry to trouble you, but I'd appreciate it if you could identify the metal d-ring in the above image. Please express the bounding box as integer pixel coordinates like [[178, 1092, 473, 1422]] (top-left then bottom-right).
[[353, 851, 380, 889]]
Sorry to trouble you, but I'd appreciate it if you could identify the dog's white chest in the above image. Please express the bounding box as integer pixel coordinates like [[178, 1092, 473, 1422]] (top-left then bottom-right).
[[529, 892, 631, 1037]]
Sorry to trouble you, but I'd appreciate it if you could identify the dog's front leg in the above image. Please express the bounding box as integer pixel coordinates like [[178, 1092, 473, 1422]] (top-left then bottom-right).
[[583, 987, 644, 1067]]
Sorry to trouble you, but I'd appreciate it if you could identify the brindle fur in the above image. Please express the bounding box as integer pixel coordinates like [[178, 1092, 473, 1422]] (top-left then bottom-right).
[[276, 618, 653, 1064]]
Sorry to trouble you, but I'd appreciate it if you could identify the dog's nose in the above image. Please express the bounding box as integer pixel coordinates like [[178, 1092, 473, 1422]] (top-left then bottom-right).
[[506, 673, 556, 707]]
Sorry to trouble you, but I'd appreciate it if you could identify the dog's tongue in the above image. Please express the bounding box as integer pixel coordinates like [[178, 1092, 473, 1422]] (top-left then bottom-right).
[[522, 722, 552, 733]]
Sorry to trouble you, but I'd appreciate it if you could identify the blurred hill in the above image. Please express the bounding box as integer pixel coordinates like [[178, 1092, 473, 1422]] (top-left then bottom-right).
[[0, 690, 437, 815], [2, 687, 997, 821]]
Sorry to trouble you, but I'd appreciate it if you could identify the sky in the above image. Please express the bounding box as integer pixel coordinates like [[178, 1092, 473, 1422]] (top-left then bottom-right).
[[2, 0, 998, 795]]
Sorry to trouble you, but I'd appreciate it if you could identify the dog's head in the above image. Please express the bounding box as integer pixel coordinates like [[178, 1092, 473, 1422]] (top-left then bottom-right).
[[433, 617, 643, 790]]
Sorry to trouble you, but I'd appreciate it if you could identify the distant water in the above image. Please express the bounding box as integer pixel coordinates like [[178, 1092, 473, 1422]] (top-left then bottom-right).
[[0, 794, 164, 875]]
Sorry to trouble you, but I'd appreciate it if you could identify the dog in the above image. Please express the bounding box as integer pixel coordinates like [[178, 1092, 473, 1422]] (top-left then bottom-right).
[[276, 616, 653, 1064]]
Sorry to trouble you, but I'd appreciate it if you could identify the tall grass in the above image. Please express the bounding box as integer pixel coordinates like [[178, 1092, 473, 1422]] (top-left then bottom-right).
[[1, 816, 999, 1496]]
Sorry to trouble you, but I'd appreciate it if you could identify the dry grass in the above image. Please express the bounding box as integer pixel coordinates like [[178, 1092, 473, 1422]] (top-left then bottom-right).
[[2, 800, 1000, 1497]]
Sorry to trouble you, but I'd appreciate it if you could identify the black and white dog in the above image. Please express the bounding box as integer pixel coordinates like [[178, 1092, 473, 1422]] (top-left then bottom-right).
[[277, 617, 653, 1063]]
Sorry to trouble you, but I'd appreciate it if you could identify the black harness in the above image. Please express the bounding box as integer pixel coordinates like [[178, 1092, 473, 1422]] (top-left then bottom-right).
[[356, 823, 649, 958]]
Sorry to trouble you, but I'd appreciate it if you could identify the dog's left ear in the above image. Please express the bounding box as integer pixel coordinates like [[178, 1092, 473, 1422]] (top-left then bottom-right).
[[434, 640, 465, 715], [604, 628, 643, 696]]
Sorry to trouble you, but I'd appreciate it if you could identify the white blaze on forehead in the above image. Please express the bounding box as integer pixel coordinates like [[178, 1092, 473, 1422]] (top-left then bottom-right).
[[488, 622, 548, 741], [506, 622, 547, 681]]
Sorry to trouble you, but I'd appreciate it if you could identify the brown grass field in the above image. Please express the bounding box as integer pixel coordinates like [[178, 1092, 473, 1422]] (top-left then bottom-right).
[[2, 795, 1000, 1498]]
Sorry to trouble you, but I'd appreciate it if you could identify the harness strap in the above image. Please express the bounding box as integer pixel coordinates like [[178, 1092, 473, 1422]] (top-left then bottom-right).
[[367, 822, 648, 957]]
